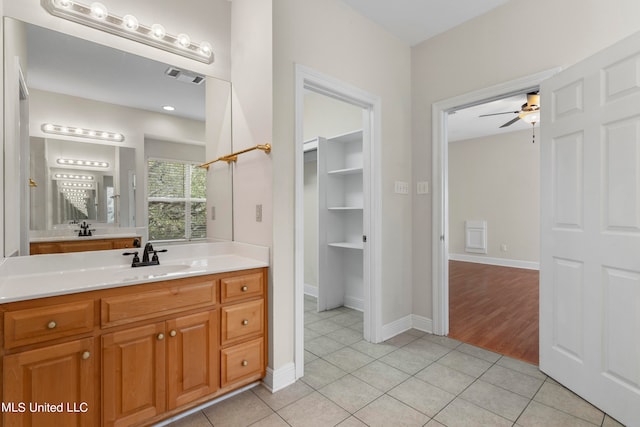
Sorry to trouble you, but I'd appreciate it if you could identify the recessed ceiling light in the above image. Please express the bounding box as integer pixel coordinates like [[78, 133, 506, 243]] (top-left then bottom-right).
[[163, 105, 176, 112]]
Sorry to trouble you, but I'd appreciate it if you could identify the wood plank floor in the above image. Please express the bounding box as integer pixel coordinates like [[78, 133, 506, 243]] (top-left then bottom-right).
[[448, 260, 539, 365]]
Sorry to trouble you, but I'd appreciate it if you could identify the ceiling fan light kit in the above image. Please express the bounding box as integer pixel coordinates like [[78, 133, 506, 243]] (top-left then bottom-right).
[[480, 92, 540, 142]]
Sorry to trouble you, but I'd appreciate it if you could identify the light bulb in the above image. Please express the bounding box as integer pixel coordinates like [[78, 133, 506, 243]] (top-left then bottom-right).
[[122, 14, 139, 31], [176, 33, 191, 48], [520, 111, 540, 124], [89, 2, 108, 20], [54, 0, 73, 8], [150, 24, 166, 39], [199, 41, 213, 57]]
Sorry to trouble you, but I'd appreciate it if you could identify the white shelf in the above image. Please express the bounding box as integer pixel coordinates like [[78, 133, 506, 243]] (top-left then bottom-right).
[[327, 129, 363, 144], [328, 242, 364, 250], [328, 167, 363, 176]]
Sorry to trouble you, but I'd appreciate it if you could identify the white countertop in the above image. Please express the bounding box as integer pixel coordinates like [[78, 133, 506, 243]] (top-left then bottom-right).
[[0, 242, 269, 303]]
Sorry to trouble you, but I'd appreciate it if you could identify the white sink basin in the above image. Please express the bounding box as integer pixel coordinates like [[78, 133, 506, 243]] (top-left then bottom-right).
[[114, 264, 191, 280]]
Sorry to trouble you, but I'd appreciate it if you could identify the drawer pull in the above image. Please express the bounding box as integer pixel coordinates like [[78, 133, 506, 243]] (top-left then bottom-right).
[[82, 351, 91, 360], [241, 360, 249, 367], [242, 319, 249, 326], [169, 330, 177, 337], [241, 285, 249, 292], [47, 321, 57, 329], [157, 333, 165, 341]]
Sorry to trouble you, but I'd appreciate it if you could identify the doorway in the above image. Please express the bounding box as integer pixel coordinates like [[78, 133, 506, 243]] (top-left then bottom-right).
[[431, 69, 559, 342], [294, 65, 382, 380], [446, 94, 542, 364]]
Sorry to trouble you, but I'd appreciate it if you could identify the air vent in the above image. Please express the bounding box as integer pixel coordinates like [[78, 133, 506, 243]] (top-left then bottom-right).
[[164, 67, 206, 85]]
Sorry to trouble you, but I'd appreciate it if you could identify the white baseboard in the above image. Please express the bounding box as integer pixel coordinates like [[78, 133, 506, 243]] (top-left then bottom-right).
[[449, 253, 539, 270], [304, 284, 318, 298], [344, 295, 364, 312], [381, 315, 413, 341], [262, 362, 296, 393], [411, 315, 433, 334], [381, 314, 434, 341]]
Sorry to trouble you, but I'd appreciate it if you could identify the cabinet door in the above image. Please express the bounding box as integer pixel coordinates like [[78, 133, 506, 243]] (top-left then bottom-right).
[[3, 337, 98, 427], [102, 322, 166, 427], [166, 310, 218, 409]]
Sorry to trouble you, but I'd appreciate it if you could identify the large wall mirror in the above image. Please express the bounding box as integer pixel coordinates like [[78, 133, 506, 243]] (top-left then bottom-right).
[[3, 18, 233, 256]]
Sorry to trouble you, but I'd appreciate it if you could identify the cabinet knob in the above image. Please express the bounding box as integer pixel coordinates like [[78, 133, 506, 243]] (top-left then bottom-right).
[[169, 330, 177, 337], [241, 360, 249, 367], [82, 351, 91, 360], [241, 285, 248, 292], [47, 321, 57, 329], [157, 333, 165, 340], [242, 319, 249, 326]]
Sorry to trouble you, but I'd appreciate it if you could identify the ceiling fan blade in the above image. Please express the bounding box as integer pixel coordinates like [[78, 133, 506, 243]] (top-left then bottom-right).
[[479, 111, 519, 118], [499, 116, 521, 128]]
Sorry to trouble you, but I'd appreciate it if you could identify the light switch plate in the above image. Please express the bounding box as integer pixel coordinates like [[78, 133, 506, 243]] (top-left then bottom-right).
[[255, 204, 262, 222], [417, 181, 429, 194], [394, 181, 409, 194]]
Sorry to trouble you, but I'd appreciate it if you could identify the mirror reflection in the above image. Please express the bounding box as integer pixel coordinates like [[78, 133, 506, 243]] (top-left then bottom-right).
[[3, 18, 233, 256]]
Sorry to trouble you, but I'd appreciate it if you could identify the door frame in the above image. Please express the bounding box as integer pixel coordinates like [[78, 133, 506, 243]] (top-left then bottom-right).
[[431, 68, 560, 336], [294, 64, 382, 379]]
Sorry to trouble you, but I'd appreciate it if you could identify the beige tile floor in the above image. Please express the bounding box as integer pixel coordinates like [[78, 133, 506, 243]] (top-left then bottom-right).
[[162, 296, 625, 427]]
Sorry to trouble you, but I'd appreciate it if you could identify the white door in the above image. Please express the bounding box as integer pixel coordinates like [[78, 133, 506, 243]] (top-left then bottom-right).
[[540, 31, 640, 426]]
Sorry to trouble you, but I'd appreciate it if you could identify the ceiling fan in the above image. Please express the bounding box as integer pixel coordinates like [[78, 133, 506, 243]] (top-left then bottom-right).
[[480, 92, 541, 128]]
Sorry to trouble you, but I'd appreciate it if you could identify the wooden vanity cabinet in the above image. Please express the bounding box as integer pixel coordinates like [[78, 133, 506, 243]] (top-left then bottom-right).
[[0, 267, 268, 427], [3, 337, 99, 427], [30, 236, 141, 255]]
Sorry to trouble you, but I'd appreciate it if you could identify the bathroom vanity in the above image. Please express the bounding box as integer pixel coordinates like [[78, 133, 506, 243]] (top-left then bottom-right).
[[29, 235, 142, 254], [0, 242, 269, 427]]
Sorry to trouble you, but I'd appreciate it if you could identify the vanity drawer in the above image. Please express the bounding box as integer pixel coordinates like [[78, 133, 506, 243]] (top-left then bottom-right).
[[220, 337, 264, 387], [220, 272, 264, 303], [221, 300, 264, 346], [4, 300, 95, 349], [101, 278, 217, 328]]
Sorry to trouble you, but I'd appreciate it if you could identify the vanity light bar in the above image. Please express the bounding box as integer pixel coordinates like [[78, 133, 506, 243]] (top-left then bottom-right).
[[57, 158, 110, 168], [62, 182, 94, 187], [54, 174, 95, 181], [42, 0, 214, 64], [42, 123, 124, 143]]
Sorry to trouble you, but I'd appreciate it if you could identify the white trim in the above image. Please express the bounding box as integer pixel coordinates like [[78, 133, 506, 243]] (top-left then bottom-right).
[[304, 284, 318, 298], [262, 363, 297, 393], [381, 315, 435, 341], [432, 68, 561, 336], [411, 315, 433, 334], [449, 253, 540, 270], [381, 315, 412, 341], [295, 64, 383, 380], [344, 296, 364, 312]]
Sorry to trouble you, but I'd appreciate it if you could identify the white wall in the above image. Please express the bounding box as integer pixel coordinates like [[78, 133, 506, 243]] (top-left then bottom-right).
[[411, 0, 640, 321], [448, 129, 539, 264], [273, 0, 412, 373]]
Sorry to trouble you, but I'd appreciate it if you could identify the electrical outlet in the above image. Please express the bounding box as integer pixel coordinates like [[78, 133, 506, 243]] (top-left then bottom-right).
[[211, 206, 215, 220], [500, 243, 508, 252], [417, 181, 429, 194], [255, 204, 262, 222]]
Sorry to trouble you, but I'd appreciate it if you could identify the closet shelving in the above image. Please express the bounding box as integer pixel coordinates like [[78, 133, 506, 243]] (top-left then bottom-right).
[[318, 129, 364, 310]]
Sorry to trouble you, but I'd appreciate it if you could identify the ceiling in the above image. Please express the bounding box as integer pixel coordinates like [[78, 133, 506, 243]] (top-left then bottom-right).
[[447, 93, 540, 142], [341, 0, 511, 46]]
